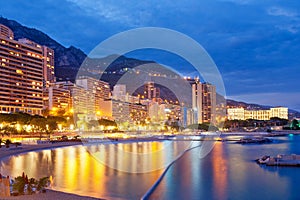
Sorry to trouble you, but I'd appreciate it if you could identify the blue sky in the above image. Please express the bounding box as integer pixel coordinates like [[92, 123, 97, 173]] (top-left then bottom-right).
[[1, 0, 300, 111]]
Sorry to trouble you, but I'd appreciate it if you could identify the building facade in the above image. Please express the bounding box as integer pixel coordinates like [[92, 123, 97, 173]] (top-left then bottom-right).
[[42, 46, 55, 87], [144, 81, 160, 101], [227, 108, 245, 120], [75, 76, 111, 116], [0, 25, 44, 115], [43, 83, 71, 111], [192, 81, 216, 124], [227, 107, 288, 120]]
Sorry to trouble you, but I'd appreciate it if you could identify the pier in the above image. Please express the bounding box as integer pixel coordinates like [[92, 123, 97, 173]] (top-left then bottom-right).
[[256, 154, 300, 166]]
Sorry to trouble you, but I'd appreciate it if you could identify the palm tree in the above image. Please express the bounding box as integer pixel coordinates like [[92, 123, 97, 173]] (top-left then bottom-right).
[[27, 178, 37, 194], [12, 176, 26, 195], [37, 177, 50, 193]]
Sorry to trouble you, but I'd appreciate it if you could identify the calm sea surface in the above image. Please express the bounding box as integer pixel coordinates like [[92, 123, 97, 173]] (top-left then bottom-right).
[[1, 134, 300, 199]]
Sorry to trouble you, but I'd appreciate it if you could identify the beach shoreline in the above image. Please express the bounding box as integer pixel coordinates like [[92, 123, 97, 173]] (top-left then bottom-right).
[[1, 189, 103, 200], [1, 131, 298, 199], [0, 142, 83, 161], [0, 142, 105, 200]]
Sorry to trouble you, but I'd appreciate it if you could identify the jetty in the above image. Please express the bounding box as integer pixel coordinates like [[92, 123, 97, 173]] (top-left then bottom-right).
[[256, 154, 300, 166], [237, 137, 272, 144]]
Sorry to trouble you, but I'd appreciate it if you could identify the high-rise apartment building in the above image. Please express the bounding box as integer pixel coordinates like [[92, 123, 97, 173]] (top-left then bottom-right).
[[75, 76, 110, 116], [42, 46, 55, 87], [144, 81, 160, 100], [0, 25, 45, 115], [43, 83, 71, 111], [192, 81, 216, 124], [0, 24, 13, 39]]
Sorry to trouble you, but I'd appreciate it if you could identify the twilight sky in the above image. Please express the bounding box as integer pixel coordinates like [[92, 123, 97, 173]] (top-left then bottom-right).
[[1, 0, 300, 111]]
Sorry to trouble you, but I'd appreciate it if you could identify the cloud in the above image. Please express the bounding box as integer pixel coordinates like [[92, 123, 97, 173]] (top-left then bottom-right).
[[275, 24, 300, 34], [66, 0, 181, 27], [218, 0, 252, 5], [267, 7, 298, 18], [266, 7, 300, 33]]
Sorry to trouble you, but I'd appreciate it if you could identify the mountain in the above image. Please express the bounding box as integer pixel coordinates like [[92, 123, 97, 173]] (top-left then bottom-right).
[[0, 17, 86, 81], [0, 17, 158, 83], [80, 55, 156, 88], [226, 99, 271, 110], [1, 17, 299, 117]]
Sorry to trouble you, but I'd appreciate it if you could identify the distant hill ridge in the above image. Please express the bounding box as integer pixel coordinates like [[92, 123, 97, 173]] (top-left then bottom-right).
[[1, 16, 299, 116]]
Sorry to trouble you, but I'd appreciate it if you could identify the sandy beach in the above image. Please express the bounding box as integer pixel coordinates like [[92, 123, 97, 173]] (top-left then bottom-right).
[[1, 189, 103, 200], [0, 142, 103, 200]]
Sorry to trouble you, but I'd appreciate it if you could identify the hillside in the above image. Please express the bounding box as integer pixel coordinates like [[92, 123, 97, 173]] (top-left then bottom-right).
[[1, 17, 299, 116]]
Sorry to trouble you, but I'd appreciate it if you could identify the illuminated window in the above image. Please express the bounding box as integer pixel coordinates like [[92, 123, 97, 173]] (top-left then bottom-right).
[[16, 69, 23, 74]]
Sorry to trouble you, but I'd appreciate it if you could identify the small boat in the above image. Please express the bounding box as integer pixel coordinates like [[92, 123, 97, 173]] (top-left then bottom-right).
[[256, 155, 270, 164]]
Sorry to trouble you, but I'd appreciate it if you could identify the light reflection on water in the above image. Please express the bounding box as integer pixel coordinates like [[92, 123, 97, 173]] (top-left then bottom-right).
[[149, 135, 300, 200], [0, 141, 192, 199], [1, 136, 300, 199]]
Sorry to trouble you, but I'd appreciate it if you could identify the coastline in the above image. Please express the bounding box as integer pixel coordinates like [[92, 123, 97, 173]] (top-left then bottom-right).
[[0, 142, 83, 161], [1, 189, 103, 200], [1, 131, 298, 199], [0, 142, 103, 200]]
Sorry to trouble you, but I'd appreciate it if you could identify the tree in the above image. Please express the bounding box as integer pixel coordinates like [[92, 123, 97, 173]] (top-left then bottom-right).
[[0, 126, 17, 137], [30, 117, 47, 131], [5, 139, 11, 148], [12, 175, 50, 195], [13, 176, 26, 195], [88, 120, 99, 129], [27, 178, 37, 194], [37, 177, 50, 192], [291, 119, 299, 130]]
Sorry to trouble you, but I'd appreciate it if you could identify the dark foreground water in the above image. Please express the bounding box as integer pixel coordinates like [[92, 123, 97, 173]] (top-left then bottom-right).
[[1, 134, 300, 199]]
